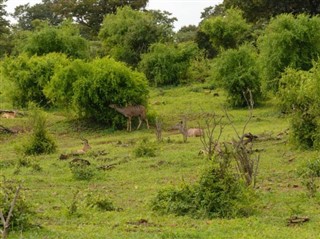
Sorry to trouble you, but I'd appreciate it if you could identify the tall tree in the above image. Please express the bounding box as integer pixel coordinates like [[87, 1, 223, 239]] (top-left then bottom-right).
[[223, 0, 320, 23], [99, 6, 175, 67], [13, 0, 148, 39], [0, 0, 11, 56]]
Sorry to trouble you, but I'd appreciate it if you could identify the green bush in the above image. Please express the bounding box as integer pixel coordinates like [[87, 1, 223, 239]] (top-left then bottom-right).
[[151, 166, 257, 219], [0, 179, 34, 231], [134, 138, 157, 158], [85, 192, 116, 211], [70, 57, 149, 125], [211, 44, 261, 107], [1, 53, 70, 108], [23, 108, 56, 155], [139, 42, 199, 86], [69, 161, 95, 181]]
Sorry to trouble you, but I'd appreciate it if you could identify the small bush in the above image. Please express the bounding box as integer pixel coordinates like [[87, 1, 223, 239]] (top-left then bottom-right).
[[23, 108, 56, 155], [298, 157, 320, 197], [85, 192, 116, 211], [0, 179, 34, 231], [151, 166, 257, 219], [69, 162, 95, 181], [134, 138, 157, 158]]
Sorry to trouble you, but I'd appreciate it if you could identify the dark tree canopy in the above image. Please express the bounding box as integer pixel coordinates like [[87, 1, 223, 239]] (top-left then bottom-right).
[[13, 0, 149, 39], [0, 0, 11, 56], [223, 0, 320, 23]]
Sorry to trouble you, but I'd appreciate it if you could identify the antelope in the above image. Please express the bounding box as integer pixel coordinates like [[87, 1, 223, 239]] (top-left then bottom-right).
[[173, 121, 204, 137], [109, 104, 150, 132], [1, 111, 17, 119], [75, 138, 91, 154]]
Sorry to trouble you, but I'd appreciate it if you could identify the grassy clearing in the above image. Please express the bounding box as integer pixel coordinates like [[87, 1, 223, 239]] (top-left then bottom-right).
[[1, 86, 320, 238]]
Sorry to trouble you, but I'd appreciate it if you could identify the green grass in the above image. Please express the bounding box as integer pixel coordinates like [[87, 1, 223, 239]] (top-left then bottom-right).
[[1, 86, 320, 238]]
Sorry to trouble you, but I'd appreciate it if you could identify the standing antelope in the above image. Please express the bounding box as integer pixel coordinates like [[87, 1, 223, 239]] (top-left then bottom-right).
[[109, 104, 150, 132], [174, 121, 204, 137]]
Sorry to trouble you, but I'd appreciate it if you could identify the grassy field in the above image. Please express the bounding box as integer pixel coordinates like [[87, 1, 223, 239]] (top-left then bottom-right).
[[1, 85, 320, 239]]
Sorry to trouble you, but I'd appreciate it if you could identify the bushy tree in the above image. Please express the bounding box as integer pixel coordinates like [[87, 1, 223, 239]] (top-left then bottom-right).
[[258, 14, 320, 92], [1, 53, 70, 107], [199, 8, 251, 54], [16, 20, 89, 58], [0, 0, 11, 57], [70, 57, 149, 124], [211, 44, 261, 107], [99, 6, 175, 67], [278, 65, 320, 149], [139, 42, 199, 86]]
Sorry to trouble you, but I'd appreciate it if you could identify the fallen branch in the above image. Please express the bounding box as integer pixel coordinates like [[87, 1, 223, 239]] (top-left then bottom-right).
[[0, 125, 16, 134]]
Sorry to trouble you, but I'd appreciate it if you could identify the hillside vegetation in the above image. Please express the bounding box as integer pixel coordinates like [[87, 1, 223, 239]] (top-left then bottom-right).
[[1, 86, 320, 239]]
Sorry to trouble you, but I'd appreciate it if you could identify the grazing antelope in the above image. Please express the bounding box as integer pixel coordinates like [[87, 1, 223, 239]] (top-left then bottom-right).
[[173, 121, 204, 137], [1, 111, 17, 119], [109, 104, 150, 132]]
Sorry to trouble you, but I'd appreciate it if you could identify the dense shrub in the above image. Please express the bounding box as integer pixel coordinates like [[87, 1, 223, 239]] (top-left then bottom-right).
[[151, 166, 257, 219], [23, 108, 56, 155], [278, 65, 320, 149], [71, 57, 149, 125], [1, 53, 70, 108], [134, 138, 157, 158], [139, 42, 199, 86], [211, 44, 261, 107], [85, 192, 116, 211]]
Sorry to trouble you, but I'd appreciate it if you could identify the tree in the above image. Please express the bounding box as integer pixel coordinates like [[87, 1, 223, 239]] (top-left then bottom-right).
[[223, 0, 320, 23], [139, 42, 199, 86], [211, 44, 261, 107], [99, 6, 175, 67], [15, 20, 89, 58], [257, 14, 320, 92], [199, 8, 252, 54], [13, 0, 149, 39], [0, 0, 11, 57], [175, 25, 197, 43]]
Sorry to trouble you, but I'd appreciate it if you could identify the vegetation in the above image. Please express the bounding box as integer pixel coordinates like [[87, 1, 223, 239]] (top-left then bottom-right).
[[1, 1, 320, 238]]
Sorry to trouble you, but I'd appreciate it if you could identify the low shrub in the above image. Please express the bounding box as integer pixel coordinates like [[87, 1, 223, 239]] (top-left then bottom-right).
[[134, 138, 157, 158], [151, 166, 257, 219]]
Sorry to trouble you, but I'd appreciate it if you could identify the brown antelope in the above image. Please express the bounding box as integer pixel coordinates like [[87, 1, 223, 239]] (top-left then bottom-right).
[[1, 111, 17, 119], [109, 104, 149, 132], [75, 137, 91, 154], [173, 121, 204, 137]]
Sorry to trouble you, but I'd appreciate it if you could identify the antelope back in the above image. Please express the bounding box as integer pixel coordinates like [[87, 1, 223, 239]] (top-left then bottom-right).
[[187, 128, 203, 137]]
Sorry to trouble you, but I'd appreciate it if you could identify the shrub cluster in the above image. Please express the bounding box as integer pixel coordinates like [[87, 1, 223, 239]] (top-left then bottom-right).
[[151, 166, 257, 219]]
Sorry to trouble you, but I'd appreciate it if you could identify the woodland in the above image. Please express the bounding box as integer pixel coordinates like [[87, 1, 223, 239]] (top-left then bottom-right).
[[1, 0, 320, 238]]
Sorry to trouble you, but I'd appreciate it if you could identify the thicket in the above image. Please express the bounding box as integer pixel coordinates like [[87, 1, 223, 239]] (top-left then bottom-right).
[[139, 42, 199, 86]]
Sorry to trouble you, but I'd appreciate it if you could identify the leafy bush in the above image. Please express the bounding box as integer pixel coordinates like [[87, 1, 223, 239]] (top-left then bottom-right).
[[151, 166, 257, 219], [139, 42, 199, 86], [69, 161, 95, 181], [23, 108, 56, 155], [67, 57, 149, 125], [85, 192, 116, 211], [134, 138, 157, 158], [0, 179, 34, 231], [1, 53, 70, 108], [211, 44, 261, 107], [278, 65, 320, 149]]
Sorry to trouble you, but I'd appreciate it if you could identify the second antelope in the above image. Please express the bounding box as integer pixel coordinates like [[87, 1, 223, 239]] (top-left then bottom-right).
[[174, 121, 204, 137], [109, 104, 149, 132]]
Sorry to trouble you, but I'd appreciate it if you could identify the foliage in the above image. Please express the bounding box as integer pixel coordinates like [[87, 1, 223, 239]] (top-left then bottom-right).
[[71, 57, 149, 125], [278, 65, 320, 149], [210, 44, 261, 107], [139, 42, 199, 86], [175, 25, 197, 43], [151, 166, 257, 219], [0, 0, 11, 57], [85, 192, 116, 211], [99, 6, 175, 67], [199, 8, 252, 53], [13, 0, 148, 39], [257, 14, 320, 92], [298, 157, 320, 197], [17, 20, 89, 59], [224, 0, 320, 23], [23, 107, 57, 155], [0, 179, 34, 231], [69, 162, 95, 181], [1, 53, 70, 108], [134, 138, 157, 158]]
